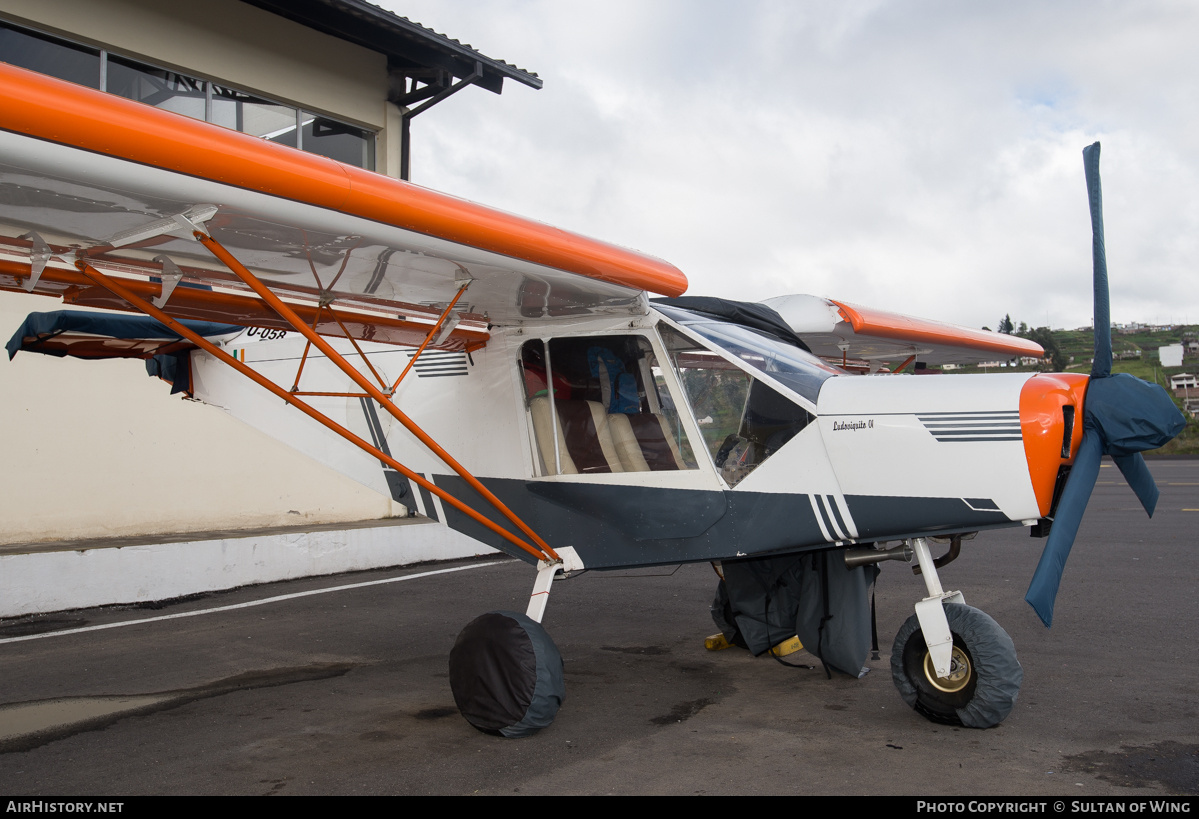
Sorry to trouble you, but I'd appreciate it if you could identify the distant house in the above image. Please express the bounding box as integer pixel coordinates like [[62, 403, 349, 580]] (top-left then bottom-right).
[[1170, 373, 1198, 392], [1159, 344, 1184, 368]]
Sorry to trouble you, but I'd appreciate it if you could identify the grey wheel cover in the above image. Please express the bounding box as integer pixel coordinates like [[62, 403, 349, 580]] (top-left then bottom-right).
[[891, 603, 1022, 728]]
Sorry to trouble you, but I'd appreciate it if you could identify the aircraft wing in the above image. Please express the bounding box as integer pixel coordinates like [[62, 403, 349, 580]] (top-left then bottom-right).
[[763, 294, 1044, 369], [0, 63, 687, 351]]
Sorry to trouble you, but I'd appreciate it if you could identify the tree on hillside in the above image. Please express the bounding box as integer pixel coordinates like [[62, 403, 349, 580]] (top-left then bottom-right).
[[998, 314, 1014, 335], [1022, 326, 1068, 372]]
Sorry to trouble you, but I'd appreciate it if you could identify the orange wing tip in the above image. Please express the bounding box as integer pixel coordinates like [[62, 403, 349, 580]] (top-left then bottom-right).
[[828, 299, 1046, 358]]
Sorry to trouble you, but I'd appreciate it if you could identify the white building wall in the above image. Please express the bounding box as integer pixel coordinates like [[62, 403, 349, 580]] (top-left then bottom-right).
[[0, 0, 414, 544], [0, 296, 404, 545]]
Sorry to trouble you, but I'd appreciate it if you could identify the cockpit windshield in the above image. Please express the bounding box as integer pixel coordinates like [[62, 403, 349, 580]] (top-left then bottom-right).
[[656, 321, 817, 487], [654, 305, 841, 403]]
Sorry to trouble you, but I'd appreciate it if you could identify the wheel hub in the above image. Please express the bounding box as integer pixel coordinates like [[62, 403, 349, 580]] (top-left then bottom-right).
[[923, 645, 972, 693]]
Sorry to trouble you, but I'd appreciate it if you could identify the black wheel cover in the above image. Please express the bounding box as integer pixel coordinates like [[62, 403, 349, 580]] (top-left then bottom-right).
[[891, 603, 1023, 728], [449, 611, 564, 738]]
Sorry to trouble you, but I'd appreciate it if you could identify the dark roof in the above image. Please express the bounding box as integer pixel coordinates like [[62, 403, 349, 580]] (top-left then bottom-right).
[[240, 0, 542, 94]]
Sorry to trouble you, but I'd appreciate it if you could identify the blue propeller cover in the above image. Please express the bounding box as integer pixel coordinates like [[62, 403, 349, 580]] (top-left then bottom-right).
[[1025, 143, 1186, 627], [1085, 373, 1186, 457], [1026, 375, 1184, 626], [1026, 428, 1102, 627]]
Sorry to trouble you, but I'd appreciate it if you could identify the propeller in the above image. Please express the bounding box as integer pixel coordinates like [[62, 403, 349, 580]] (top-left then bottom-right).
[[1024, 142, 1186, 627]]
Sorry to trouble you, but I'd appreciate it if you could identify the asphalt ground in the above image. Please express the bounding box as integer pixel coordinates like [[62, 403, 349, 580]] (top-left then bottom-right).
[[0, 460, 1196, 796]]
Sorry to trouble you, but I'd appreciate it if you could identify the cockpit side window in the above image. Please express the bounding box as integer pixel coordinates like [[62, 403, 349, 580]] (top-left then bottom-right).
[[660, 324, 813, 487], [520, 335, 698, 477]]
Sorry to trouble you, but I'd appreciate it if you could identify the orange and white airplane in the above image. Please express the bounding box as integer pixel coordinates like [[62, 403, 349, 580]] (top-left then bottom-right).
[[1, 63, 1183, 736]]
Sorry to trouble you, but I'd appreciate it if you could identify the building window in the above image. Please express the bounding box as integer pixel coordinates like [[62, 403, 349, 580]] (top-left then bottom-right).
[[211, 84, 298, 147], [107, 55, 206, 121], [0, 22, 99, 89], [303, 115, 375, 169], [0, 19, 376, 170]]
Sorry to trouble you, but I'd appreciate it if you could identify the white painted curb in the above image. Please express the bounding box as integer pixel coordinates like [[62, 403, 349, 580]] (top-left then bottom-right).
[[0, 520, 497, 617]]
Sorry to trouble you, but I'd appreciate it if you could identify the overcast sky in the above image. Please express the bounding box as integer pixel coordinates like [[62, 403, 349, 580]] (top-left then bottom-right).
[[384, 1, 1197, 331]]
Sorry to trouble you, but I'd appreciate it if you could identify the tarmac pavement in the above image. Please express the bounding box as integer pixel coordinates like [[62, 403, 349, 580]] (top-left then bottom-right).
[[0, 460, 1195, 795]]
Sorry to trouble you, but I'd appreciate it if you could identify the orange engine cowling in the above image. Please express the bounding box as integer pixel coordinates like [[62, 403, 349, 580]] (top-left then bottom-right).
[[1020, 373, 1090, 518]]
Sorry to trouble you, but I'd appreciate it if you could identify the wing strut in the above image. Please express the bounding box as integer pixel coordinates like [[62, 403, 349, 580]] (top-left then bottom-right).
[[189, 232, 559, 563], [73, 258, 557, 564], [391, 282, 469, 392]]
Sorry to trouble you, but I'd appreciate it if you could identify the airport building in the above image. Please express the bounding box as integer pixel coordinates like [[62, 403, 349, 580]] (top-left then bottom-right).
[[0, 0, 539, 547]]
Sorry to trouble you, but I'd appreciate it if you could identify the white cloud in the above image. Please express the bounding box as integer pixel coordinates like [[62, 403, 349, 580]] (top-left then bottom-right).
[[388, 0, 1199, 329]]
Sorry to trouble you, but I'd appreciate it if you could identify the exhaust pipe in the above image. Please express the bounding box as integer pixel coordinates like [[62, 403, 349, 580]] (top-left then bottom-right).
[[843, 543, 913, 568]]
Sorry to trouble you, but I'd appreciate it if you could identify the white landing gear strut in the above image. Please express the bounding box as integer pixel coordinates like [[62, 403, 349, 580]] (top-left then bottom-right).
[[526, 546, 586, 623], [909, 537, 965, 679]]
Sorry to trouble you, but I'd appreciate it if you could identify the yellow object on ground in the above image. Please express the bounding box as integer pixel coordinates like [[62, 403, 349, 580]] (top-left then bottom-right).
[[769, 636, 804, 657], [704, 633, 804, 655], [705, 633, 734, 651]]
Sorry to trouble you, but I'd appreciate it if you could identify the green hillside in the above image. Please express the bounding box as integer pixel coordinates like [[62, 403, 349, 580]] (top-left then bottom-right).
[[942, 324, 1198, 455]]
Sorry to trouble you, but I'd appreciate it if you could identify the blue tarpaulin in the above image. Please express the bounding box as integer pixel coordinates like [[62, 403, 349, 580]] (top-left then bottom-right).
[[7, 310, 243, 394]]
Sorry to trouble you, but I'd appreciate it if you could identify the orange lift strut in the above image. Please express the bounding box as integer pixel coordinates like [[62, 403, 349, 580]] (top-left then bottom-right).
[[192, 232, 559, 563], [75, 259, 555, 564]]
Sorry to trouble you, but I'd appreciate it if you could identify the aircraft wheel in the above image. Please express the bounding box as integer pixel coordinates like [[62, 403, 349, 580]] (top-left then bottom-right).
[[448, 610, 564, 738], [891, 603, 1022, 728]]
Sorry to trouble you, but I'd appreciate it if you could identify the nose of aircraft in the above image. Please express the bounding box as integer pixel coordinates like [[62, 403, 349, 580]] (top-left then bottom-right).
[[1019, 372, 1090, 518]]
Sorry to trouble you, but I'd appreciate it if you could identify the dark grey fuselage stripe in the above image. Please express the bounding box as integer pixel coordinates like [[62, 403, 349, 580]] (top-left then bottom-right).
[[427, 476, 1019, 569], [406, 351, 468, 377], [418, 478, 439, 522], [916, 411, 1019, 418], [359, 398, 388, 466], [826, 496, 851, 538], [919, 410, 1020, 442], [813, 495, 839, 540], [359, 398, 412, 503]]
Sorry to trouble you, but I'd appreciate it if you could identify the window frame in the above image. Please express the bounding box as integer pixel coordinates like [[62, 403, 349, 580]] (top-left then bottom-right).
[[653, 311, 824, 487], [517, 328, 711, 482], [0, 18, 378, 171]]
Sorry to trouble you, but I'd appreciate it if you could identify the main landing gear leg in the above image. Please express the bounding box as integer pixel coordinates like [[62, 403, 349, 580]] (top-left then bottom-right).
[[891, 538, 1023, 728], [449, 548, 584, 737]]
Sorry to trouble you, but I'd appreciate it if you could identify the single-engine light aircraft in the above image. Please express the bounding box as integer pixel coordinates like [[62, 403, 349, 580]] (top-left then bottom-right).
[[1, 63, 1185, 736]]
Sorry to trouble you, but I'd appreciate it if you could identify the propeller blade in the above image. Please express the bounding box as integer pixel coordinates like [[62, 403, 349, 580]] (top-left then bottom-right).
[[1113, 453, 1159, 517], [1083, 142, 1112, 378], [1026, 427, 1103, 627], [1026, 144, 1187, 628]]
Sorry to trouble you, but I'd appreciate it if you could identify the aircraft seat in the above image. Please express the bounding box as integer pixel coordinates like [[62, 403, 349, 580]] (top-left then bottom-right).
[[608, 412, 684, 472], [528, 397, 625, 475]]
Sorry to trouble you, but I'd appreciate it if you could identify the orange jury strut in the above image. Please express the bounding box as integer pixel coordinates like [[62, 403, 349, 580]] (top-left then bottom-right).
[[192, 233, 559, 563], [391, 284, 469, 392], [75, 261, 554, 564]]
